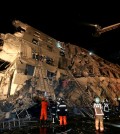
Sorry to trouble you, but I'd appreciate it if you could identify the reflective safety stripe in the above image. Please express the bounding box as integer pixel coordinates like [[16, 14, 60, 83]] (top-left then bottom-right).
[[59, 105, 66, 107], [94, 103, 104, 115]]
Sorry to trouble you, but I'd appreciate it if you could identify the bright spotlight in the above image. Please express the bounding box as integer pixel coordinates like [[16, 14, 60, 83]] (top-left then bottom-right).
[[89, 52, 93, 55]]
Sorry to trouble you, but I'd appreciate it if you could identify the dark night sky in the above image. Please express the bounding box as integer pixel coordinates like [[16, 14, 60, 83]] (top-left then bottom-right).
[[0, 2, 120, 65]]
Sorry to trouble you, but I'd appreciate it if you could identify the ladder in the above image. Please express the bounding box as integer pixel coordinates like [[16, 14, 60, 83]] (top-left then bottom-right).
[[38, 62, 55, 100], [66, 69, 92, 106]]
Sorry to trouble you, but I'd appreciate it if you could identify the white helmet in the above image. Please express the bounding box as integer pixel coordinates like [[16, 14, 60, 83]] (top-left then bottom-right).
[[58, 98, 61, 101], [95, 97, 100, 103]]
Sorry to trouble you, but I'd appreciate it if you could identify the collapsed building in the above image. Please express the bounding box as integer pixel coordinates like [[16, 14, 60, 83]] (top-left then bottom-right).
[[0, 20, 120, 128]]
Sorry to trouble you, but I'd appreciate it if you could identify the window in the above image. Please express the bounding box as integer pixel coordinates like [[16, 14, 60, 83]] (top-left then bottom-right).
[[46, 56, 54, 65], [47, 70, 55, 80], [32, 38, 39, 45], [47, 45, 53, 51], [16, 26, 25, 32], [25, 64, 35, 76], [0, 38, 4, 47], [32, 52, 39, 60], [60, 50, 65, 56], [34, 31, 41, 35]]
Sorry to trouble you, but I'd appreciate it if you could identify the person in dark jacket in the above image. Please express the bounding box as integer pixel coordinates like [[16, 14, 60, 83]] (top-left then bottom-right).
[[57, 99, 68, 126], [51, 101, 57, 123], [102, 98, 110, 120]]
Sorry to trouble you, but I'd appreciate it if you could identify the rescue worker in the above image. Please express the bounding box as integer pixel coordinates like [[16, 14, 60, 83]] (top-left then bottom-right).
[[93, 97, 104, 132], [102, 98, 110, 120], [57, 98, 68, 126], [56, 98, 61, 120], [51, 101, 57, 123], [56, 98, 61, 107], [40, 97, 48, 125]]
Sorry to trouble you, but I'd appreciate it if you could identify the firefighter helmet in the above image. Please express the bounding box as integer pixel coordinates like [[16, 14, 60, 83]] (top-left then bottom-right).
[[95, 97, 100, 103], [104, 98, 108, 102]]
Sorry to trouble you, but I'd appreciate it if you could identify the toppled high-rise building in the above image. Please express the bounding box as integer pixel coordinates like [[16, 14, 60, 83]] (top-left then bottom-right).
[[0, 20, 120, 121]]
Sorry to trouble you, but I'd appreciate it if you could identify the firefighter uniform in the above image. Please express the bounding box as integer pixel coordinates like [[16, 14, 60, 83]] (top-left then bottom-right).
[[103, 99, 110, 120], [51, 101, 57, 123], [57, 99, 68, 126], [93, 97, 104, 132], [40, 98, 48, 121]]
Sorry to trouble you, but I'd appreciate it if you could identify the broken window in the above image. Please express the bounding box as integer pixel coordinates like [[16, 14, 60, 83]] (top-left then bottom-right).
[[25, 64, 35, 76], [47, 70, 55, 80], [0, 38, 4, 47], [46, 56, 54, 65], [32, 52, 39, 60], [58, 57, 67, 69], [16, 26, 25, 32], [32, 38, 39, 45], [60, 50, 65, 56], [0, 60, 10, 71]]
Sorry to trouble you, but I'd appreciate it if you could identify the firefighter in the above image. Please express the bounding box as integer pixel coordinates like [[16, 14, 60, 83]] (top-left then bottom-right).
[[51, 101, 57, 123], [40, 97, 48, 125], [57, 98, 68, 126], [56, 98, 61, 120], [102, 98, 110, 120], [93, 97, 104, 132], [56, 98, 61, 106]]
